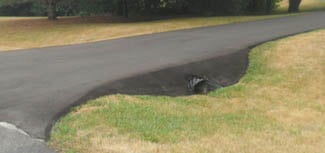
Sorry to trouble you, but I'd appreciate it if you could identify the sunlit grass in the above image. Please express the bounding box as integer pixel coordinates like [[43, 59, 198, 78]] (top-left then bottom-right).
[[0, 14, 291, 51], [50, 30, 325, 153]]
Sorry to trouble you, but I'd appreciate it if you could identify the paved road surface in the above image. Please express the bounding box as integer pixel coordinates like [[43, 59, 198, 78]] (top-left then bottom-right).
[[0, 11, 324, 153]]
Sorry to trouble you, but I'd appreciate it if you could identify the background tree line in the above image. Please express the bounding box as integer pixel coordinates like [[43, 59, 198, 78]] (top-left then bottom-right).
[[0, 0, 302, 20]]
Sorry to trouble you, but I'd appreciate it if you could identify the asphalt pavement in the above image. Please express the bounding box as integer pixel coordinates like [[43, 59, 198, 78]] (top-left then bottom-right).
[[0, 11, 324, 153]]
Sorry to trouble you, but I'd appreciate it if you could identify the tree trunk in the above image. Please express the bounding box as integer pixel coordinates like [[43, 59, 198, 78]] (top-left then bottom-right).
[[265, 0, 272, 14], [288, 0, 302, 12], [144, 0, 150, 11], [117, 0, 128, 18], [48, 0, 57, 20], [214, 0, 218, 15], [122, 0, 128, 18]]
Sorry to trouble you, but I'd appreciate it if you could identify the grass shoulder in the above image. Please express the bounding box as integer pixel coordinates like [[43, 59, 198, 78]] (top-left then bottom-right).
[[50, 30, 325, 153], [0, 14, 289, 51]]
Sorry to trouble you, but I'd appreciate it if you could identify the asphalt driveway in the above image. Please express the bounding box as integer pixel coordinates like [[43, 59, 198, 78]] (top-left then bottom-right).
[[0, 11, 324, 153]]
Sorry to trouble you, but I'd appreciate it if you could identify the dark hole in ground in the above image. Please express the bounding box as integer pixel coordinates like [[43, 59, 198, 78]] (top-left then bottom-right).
[[186, 74, 223, 95]]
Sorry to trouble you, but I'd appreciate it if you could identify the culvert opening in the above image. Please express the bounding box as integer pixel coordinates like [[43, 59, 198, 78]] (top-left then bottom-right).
[[186, 74, 223, 95], [47, 49, 250, 139], [68, 49, 249, 101]]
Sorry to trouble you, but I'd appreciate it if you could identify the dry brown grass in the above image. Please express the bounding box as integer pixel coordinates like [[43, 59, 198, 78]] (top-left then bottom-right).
[[63, 129, 325, 153], [1, 0, 324, 51], [0, 14, 290, 51]]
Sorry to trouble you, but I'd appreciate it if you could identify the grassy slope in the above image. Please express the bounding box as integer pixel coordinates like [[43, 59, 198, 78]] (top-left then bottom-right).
[[50, 30, 325, 153]]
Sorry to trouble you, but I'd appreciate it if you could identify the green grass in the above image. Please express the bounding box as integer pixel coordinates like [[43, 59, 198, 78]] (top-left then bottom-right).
[[55, 98, 275, 143], [50, 30, 325, 153]]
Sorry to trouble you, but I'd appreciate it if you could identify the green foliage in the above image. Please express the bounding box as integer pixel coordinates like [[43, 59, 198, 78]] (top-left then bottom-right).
[[247, 0, 282, 14], [53, 98, 276, 143], [0, 0, 45, 16], [0, 0, 33, 16], [0, 0, 282, 16]]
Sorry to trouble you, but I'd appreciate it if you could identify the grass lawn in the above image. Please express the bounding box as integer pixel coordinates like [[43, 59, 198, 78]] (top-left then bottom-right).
[[0, 15, 290, 51], [50, 30, 325, 153], [0, 0, 324, 51]]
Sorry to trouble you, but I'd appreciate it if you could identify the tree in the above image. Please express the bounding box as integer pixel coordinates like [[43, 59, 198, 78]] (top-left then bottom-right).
[[121, 0, 128, 18], [46, 0, 58, 20], [288, 0, 302, 12], [0, 0, 59, 19], [0, 0, 36, 16], [116, 0, 128, 17], [266, 0, 272, 14], [0, 0, 283, 18]]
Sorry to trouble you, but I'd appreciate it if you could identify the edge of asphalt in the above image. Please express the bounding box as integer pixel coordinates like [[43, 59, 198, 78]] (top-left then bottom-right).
[[44, 27, 323, 142], [0, 122, 55, 153]]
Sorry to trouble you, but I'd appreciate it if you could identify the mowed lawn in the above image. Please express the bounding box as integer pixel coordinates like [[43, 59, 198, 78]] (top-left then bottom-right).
[[0, 0, 325, 51], [0, 15, 288, 51], [50, 30, 325, 153], [0, 0, 324, 51]]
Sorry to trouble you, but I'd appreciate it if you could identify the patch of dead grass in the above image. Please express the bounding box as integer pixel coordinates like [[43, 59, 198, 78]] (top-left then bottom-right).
[[0, 15, 291, 51]]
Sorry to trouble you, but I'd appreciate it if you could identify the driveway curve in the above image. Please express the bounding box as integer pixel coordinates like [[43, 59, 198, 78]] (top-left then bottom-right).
[[0, 11, 325, 152]]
